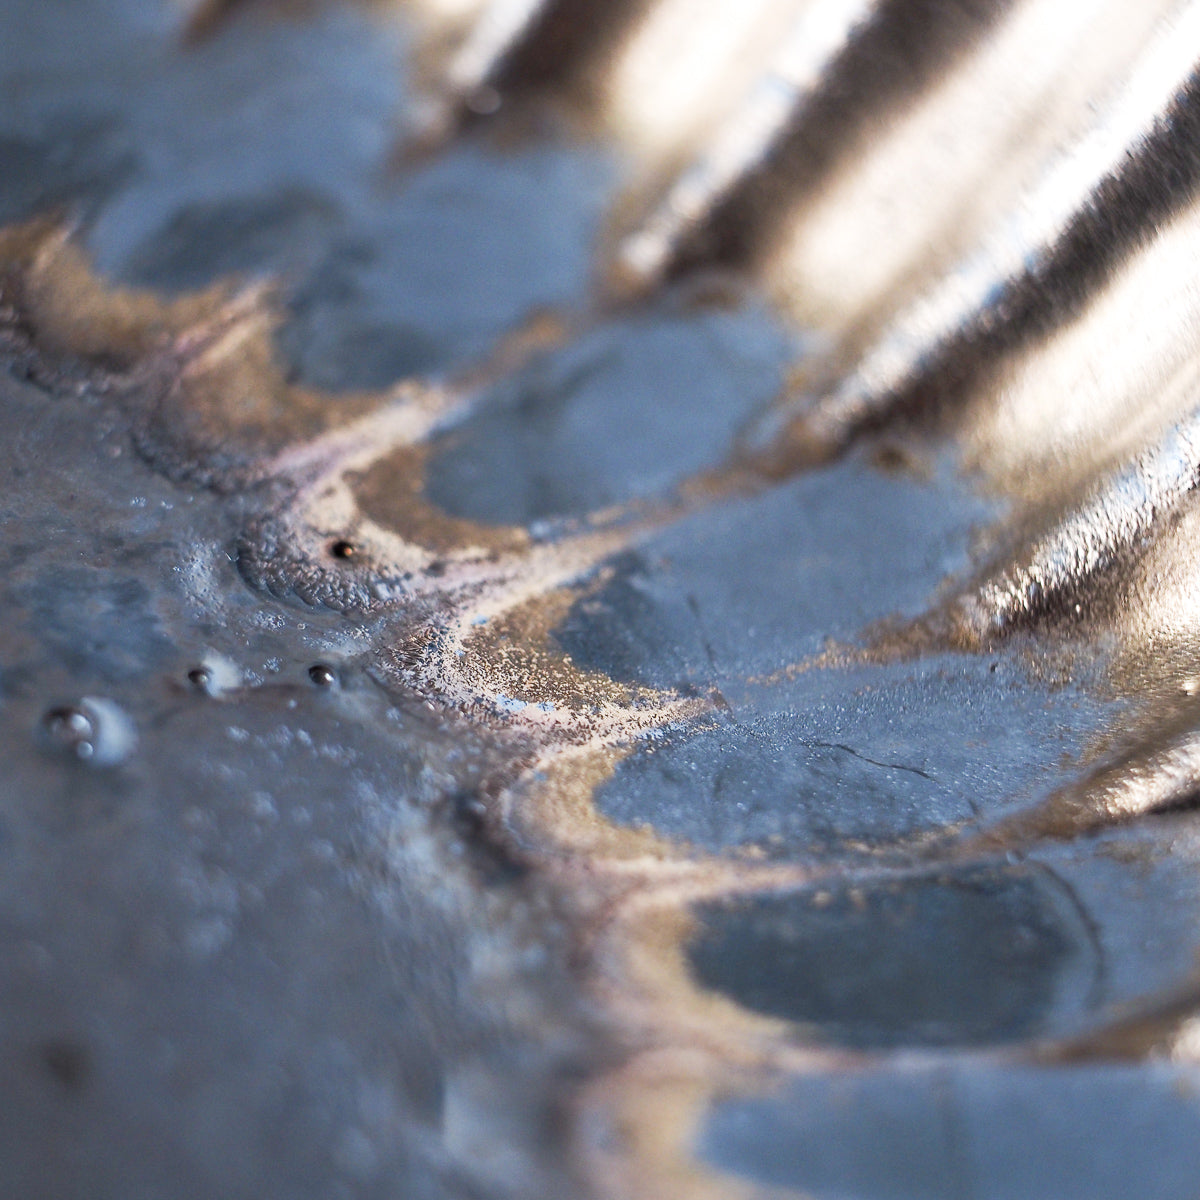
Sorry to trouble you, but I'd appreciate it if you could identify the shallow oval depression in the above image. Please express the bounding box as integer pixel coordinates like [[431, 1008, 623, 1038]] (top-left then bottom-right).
[[424, 299, 801, 522], [687, 863, 1101, 1049], [701, 1062, 1200, 1200]]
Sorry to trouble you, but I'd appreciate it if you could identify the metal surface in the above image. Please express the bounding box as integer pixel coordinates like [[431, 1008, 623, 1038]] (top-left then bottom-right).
[[8, 1, 1200, 1197]]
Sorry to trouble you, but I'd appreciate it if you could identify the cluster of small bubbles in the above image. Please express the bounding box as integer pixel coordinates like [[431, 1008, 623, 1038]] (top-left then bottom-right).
[[39, 698, 137, 766], [42, 706, 96, 759], [308, 664, 337, 688]]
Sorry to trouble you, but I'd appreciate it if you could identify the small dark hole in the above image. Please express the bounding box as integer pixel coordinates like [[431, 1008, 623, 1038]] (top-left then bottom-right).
[[41, 1039, 91, 1091], [453, 789, 488, 828], [308, 664, 336, 688], [330, 540, 356, 561], [187, 667, 211, 692], [425, 559, 446, 577]]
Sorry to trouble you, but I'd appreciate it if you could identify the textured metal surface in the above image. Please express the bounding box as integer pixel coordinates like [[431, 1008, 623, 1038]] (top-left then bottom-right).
[[8, 1, 1200, 1197]]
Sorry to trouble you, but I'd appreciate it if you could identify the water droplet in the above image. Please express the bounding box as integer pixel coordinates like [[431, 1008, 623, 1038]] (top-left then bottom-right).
[[40, 698, 136, 766], [330, 540, 356, 561], [308, 664, 336, 688], [42, 706, 96, 759], [188, 655, 240, 697], [466, 85, 501, 116]]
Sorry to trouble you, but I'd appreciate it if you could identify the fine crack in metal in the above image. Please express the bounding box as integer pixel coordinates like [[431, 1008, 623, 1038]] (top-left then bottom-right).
[[804, 739, 936, 783]]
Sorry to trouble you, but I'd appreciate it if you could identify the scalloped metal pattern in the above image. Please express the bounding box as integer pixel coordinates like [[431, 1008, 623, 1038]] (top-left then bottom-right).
[[6, 1, 1200, 1198]]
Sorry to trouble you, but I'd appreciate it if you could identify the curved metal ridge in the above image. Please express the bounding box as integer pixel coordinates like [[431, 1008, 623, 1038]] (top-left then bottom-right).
[[609, 0, 1011, 294], [405, 0, 1200, 645], [742, 0, 1200, 470], [955, 410, 1200, 640], [12, 1, 1200, 1198], [404, 0, 1200, 665]]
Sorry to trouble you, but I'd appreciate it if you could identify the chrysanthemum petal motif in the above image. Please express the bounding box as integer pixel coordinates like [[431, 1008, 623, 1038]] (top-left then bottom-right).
[[10, 1, 1200, 1197]]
